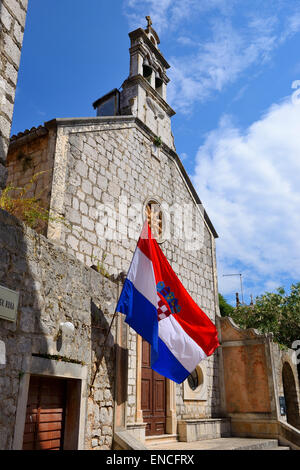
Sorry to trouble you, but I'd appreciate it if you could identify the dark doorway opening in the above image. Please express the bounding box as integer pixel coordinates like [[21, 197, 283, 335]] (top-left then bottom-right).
[[282, 362, 300, 430]]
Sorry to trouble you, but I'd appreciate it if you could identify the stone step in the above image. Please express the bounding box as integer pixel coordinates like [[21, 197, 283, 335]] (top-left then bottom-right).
[[145, 434, 178, 447], [146, 437, 290, 451], [261, 447, 290, 450]]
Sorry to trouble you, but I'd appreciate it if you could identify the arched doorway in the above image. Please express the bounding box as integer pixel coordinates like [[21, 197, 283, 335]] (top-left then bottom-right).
[[282, 361, 300, 429]]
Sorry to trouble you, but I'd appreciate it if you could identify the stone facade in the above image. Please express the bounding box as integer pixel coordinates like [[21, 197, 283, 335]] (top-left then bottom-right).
[[0, 208, 119, 450], [2, 19, 223, 446], [2, 16, 299, 451], [0, 0, 28, 188], [40, 114, 221, 431]]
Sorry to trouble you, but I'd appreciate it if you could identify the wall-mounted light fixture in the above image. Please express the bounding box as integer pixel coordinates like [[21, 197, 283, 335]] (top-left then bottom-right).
[[0, 340, 6, 367], [59, 322, 75, 341]]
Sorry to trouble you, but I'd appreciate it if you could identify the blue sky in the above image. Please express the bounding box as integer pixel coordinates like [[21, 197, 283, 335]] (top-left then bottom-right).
[[12, 0, 300, 306]]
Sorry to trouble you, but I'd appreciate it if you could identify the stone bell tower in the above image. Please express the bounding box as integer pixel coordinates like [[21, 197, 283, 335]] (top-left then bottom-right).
[[120, 17, 176, 150]]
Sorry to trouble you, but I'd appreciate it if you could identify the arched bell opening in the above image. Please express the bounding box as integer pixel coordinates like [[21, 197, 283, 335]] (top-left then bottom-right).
[[143, 57, 153, 84], [155, 70, 163, 96]]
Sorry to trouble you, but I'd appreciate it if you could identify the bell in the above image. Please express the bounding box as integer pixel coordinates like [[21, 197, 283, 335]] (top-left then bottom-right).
[[155, 76, 163, 89], [143, 63, 153, 79]]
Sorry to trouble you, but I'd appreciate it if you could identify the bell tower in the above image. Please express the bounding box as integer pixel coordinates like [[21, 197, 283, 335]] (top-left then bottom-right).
[[120, 17, 176, 150]]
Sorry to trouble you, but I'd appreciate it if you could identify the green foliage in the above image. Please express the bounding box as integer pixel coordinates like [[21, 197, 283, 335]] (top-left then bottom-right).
[[218, 293, 234, 317], [227, 283, 300, 349], [153, 136, 162, 147], [91, 252, 110, 279], [0, 172, 69, 231], [32, 353, 85, 366]]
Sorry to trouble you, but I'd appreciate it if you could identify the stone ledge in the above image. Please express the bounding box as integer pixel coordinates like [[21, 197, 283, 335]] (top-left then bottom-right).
[[178, 418, 231, 442], [113, 430, 148, 450], [126, 422, 147, 443]]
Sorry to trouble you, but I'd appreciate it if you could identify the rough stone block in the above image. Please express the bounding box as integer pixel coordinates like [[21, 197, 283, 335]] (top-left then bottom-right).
[[0, 3, 13, 31], [3, 34, 21, 68], [5, 0, 27, 26], [0, 164, 8, 188]]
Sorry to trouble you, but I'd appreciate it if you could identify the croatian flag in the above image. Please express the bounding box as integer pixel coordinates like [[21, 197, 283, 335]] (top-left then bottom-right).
[[116, 222, 219, 384]]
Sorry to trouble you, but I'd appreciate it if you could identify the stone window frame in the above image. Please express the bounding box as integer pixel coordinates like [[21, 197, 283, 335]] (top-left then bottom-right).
[[143, 196, 166, 244], [183, 361, 208, 401]]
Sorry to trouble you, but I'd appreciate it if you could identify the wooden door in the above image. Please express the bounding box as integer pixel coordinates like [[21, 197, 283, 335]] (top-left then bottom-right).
[[141, 339, 166, 436], [23, 375, 67, 450]]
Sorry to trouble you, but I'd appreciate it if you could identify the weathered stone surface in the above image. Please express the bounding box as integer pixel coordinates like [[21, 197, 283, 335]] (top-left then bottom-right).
[[0, 209, 118, 450], [2, 17, 221, 448], [0, 0, 28, 184]]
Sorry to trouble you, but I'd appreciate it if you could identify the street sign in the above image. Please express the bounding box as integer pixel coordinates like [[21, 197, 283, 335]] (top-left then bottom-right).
[[0, 285, 19, 322]]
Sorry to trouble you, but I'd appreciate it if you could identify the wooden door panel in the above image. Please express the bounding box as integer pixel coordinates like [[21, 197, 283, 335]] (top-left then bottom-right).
[[154, 379, 166, 413], [39, 412, 64, 423], [23, 376, 67, 451], [142, 340, 151, 367], [38, 421, 63, 432], [141, 378, 152, 412], [36, 439, 61, 450], [154, 420, 165, 434], [141, 338, 166, 436]]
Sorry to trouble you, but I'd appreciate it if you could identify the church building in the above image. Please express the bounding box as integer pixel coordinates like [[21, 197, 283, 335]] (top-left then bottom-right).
[[1, 17, 300, 450]]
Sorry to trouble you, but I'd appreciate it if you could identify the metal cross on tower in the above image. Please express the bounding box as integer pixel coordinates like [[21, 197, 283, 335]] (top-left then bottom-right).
[[146, 15, 153, 28]]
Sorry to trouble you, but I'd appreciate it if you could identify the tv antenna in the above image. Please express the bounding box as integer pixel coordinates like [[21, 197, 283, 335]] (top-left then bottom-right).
[[223, 273, 244, 305]]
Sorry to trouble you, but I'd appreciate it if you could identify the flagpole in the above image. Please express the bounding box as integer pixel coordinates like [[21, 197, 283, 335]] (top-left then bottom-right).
[[89, 222, 148, 397], [89, 245, 138, 396], [89, 306, 119, 396]]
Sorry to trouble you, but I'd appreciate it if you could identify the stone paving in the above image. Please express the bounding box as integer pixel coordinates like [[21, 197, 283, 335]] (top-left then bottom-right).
[[147, 437, 289, 451]]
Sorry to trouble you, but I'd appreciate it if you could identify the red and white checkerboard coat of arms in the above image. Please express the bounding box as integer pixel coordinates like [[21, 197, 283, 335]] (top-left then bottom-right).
[[157, 293, 172, 321]]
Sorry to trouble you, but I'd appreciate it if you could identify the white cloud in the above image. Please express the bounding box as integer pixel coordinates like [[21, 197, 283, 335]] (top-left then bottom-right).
[[123, 0, 238, 35], [180, 152, 188, 161], [192, 92, 300, 298], [123, 0, 300, 113], [168, 15, 281, 113], [123, 0, 173, 34], [280, 11, 300, 42]]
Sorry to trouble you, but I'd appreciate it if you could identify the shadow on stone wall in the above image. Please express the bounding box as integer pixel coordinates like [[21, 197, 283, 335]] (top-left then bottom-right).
[[90, 299, 116, 394], [212, 351, 220, 419], [0, 209, 125, 450], [0, 209, 53, 449], [282, 361, 300, 430], [0, 138, 8, 190], [90, 298, 128, 408]]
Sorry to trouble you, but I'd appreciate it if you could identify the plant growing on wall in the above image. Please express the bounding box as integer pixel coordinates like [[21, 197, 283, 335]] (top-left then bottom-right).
[[153, 136, 162, 147], [0, 172, 69, 231], [91, 253, 110, 279]]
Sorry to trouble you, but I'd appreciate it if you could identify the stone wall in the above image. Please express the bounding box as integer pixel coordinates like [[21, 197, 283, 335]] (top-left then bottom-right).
[[0, 0, 28, 188], [120, 77, 176, 151], [0, 208, 119, 449], [45, 116, 221, 421], [6, 126, 57, 234], [3, 115, 221, 438], [271, 342, 300, 429], [218, 316, 275, 417]]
